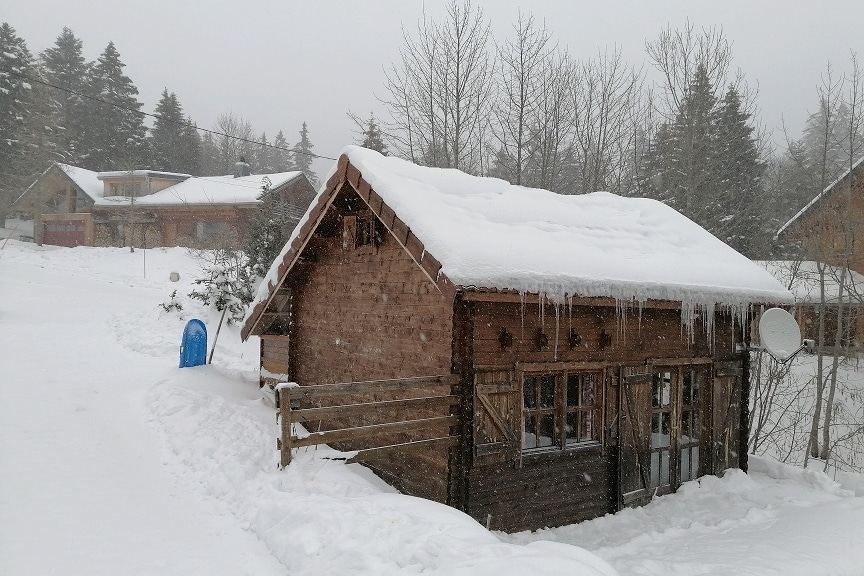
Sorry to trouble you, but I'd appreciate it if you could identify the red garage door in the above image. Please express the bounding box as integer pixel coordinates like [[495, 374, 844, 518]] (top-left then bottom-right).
[[44, 220, 86, 247]]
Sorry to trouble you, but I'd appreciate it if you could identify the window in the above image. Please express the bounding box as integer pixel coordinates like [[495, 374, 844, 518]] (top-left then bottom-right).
[[522, 371, 601, 451], [196, 221, 228, 240], [648, 365, 706, 490], [354, 212, 378, 248]]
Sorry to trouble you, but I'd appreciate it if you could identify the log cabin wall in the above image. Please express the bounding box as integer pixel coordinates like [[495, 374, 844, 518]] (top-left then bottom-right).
[[288, 187, 455, 502], [465, 298, 745, 532]]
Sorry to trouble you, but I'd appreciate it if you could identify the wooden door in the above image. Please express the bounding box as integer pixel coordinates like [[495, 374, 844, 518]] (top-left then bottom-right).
[[711, 361, 743, 474], [618, 368, 652, 508]]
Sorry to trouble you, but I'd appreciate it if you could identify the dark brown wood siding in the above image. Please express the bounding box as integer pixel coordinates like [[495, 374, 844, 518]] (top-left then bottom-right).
[[289, 189, 454, 502], [465, 299, 746, 532], [469, 447, 617, 532]]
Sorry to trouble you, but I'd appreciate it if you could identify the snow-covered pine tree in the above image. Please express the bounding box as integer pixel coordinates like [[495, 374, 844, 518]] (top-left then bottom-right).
[[40, 27, 90, 165], [639, 65, 719, 224], [0, 23, 36, 226], [243, 178, 296, 279], [253, 132, 273, 173], [713, 86, 765, 255], [178, 116, 201, 175], [360, 113, 388, 155], [149, 89, 183, 171], [293, 122, 318, 187], [199, 132, 219, 176], [84, 41, 147, 170], [271, 130, 293, 172]]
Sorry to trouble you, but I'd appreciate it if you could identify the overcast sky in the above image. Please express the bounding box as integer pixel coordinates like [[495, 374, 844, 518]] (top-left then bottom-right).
[[5, 0, 864, 178]]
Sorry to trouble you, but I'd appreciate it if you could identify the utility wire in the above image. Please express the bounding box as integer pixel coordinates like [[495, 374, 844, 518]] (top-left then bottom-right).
[[1, 66, 337, 161]]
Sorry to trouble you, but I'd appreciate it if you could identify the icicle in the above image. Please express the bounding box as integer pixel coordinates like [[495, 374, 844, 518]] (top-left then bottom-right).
[[520, 291, 526, 342], [554, 302, 560, 361]]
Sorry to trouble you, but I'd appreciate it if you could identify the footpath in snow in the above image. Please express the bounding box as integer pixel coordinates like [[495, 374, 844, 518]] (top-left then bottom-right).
[[1, 239, 863, 575]]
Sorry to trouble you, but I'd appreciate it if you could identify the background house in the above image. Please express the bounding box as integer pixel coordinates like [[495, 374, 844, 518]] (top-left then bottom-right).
[[778, 156, 864, 273], [13, 162, 315, 249], [242, 146, 793, 532], [760, 260, 864, 352]]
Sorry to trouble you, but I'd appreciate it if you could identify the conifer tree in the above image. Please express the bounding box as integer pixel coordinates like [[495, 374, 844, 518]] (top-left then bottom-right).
[[179, 117, 201, 175], [640, 65, 718, 216], [293, 122, 318, 187], [271, 130, 292, 171], [253, 132, 273, 173], [199, 132, 219, 176], [713, 86, 765, 254], [41, 27, 89, 164], [84, 41, 147, 170], [0, 23, 37, 225], [149, 89, 200, 174], [149, 89, 183, 170], [360, 113, 388, 155]]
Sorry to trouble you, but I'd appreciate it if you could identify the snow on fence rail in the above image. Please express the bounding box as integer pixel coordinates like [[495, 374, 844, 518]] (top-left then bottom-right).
[[276, 375, 461, 467]]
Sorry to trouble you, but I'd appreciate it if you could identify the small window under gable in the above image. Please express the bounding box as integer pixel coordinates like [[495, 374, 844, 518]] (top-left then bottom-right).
[[343, 210, 381, 251]]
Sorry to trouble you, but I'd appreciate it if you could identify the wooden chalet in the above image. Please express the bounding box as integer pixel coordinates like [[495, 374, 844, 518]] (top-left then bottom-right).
[[12, 162, 315, 249], [242, 146, 793, 533], [778, 155, 864, 273]]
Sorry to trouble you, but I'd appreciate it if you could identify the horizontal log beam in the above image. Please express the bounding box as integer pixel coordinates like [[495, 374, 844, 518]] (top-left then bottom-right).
[[284, 374, 458, 400], [290, 395, 460, 423], [291, 415, 458, 448]]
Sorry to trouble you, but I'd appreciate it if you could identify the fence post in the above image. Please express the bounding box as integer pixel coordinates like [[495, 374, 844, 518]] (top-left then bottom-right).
[[278, 385, 293, 468]]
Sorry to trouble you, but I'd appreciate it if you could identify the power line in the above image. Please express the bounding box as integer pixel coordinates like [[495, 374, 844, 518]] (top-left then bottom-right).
[[1, 66, 337, 162]]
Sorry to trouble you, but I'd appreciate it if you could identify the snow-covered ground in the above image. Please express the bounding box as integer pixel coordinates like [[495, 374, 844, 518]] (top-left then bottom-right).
[[1, 239, 863, 575]]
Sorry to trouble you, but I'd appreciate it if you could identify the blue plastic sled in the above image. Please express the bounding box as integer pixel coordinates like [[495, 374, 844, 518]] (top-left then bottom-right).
[[179, 319, 207, 368]]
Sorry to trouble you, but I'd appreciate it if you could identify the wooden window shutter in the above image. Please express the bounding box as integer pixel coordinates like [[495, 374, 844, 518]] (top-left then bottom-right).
[[618, 365, 652, 508], [473, 370, 520, 457], [342, 215, 356, 251], [710, 360, 743, 475]]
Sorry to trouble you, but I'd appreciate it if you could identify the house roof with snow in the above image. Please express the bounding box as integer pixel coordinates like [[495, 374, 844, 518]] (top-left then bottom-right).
[[243, 146, 793, 339], [777, 155, 864, 238], [759, 261, 864, 305], [130, 172, 304, 207], [15, 163, 306, 209]]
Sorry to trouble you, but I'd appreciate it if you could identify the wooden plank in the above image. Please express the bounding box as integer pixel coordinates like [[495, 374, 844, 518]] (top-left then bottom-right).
[[460, 291, 685, 309], [516, 360, 611, 372], [290, 395, 460, 423], [476, 381, 519, 394], [649, 357, 713, 367], [285, 374, 458, 399], [291, 415, 459, 447], [346, 436, 458, 464], [346, 163, 361, 188]]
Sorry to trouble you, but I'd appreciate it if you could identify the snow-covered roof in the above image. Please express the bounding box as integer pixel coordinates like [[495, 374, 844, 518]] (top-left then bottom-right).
[[777, 155, 864, 238], [53, 164, 303, 207], [58, 164, 104, 200], [759, 260, 864, 305], [245, 146, 792, 334], [132, 172, 303, 207], [97, 170, 191, 180]]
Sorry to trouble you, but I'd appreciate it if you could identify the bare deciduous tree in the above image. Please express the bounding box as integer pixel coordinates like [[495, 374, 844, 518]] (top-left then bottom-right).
[[491, 12, 551, 185], [382, 0, 492, 173]]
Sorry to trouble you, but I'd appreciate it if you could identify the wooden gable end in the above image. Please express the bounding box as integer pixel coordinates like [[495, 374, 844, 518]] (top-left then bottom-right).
[[242, 155, 459, 341]]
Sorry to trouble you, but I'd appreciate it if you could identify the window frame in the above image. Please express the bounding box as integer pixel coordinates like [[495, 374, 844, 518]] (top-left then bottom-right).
[[519, 364, 605, 454]]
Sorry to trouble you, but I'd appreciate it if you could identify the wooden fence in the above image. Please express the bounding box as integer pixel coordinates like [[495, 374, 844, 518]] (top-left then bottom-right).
[[276, 375, 461, 467]]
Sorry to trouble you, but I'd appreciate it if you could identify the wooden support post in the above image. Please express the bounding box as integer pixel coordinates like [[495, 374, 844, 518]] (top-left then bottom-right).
[[279, 386, 293, 467]]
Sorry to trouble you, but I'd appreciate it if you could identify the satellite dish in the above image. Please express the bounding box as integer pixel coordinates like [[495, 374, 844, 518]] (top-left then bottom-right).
[[758, 308, 802, 362]]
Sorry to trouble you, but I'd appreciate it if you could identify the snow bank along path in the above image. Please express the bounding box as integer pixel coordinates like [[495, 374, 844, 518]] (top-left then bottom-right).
[[2, 241, 862, 575], [0, 241, 613, 576]]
